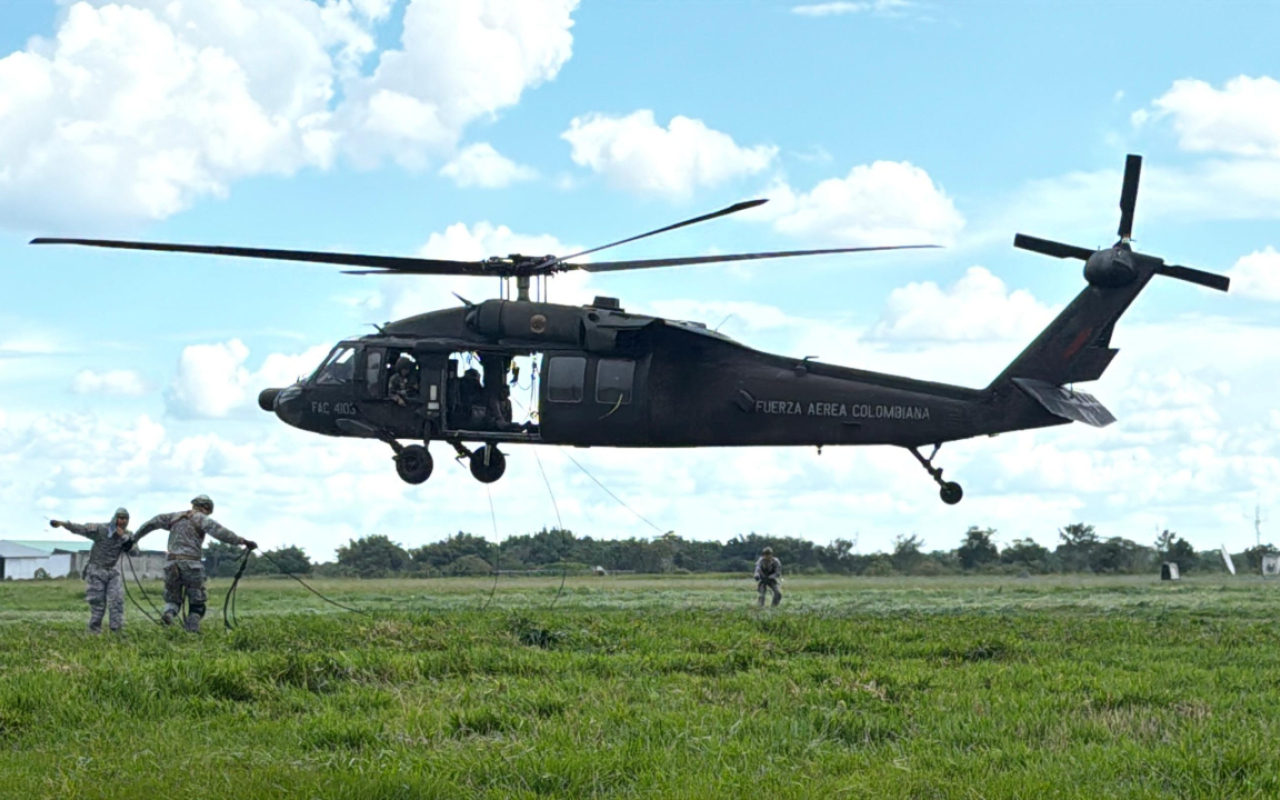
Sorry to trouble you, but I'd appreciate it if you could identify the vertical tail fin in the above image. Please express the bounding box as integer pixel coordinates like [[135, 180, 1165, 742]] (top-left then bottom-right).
[[988, 273, 1153, 389]]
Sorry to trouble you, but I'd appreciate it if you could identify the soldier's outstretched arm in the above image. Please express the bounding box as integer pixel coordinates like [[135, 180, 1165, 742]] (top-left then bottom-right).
[[199, 517, 256, 550], [56, 520, 105, 541], [132, 512, 179, 544]]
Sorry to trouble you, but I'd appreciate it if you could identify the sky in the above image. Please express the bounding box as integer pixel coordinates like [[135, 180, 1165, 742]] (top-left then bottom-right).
[[2, 0, 1280, 558]]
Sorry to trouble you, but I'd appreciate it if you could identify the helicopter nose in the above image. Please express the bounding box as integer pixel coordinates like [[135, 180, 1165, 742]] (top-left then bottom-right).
[[258, 388, 282, 412], [269, 384, 306, 429]]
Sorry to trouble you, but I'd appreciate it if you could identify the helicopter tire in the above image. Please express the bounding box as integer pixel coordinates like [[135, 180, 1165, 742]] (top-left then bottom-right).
[[940, 481, 963, 505], [469, 446, 506, 484], [395, 445, 433, 484]]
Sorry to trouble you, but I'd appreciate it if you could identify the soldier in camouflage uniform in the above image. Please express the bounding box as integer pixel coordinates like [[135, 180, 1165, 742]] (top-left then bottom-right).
[[132, 495, 256, 633], [388, 355, 419, 406], [754, 547, 783, 608], [50, 508, 135, 633]]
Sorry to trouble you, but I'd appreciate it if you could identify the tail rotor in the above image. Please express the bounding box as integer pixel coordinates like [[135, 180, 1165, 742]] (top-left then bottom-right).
[[1013, 154, 1230, 293]]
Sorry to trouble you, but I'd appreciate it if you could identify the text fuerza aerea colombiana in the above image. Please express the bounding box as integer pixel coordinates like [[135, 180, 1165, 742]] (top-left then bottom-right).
[[754, 399, 931, 420]]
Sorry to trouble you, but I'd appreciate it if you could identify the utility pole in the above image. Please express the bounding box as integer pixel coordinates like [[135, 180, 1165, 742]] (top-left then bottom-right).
[[1243, 503, 1267, 550]]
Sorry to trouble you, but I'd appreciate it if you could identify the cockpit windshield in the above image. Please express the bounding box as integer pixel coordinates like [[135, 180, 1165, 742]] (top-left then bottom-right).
[[312, 345, 358, 385]]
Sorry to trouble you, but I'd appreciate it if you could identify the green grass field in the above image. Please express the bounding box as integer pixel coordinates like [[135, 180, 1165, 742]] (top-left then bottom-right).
[[2, 573, 1279, 799]]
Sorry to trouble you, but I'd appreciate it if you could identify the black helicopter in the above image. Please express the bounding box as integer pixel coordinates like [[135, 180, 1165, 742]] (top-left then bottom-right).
[[33, 155, 1228, 504]]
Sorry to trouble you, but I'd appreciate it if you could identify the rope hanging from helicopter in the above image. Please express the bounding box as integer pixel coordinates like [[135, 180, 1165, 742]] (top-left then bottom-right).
[[532, 448, 570, 609], [481, 482, 502, 611]]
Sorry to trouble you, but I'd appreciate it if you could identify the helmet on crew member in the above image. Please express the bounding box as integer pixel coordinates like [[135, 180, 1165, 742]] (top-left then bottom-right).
[[191, 495, 214, 513]]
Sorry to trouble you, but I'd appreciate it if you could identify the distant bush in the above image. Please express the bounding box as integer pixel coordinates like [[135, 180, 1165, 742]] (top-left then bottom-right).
[[448, 555, 493, 576]]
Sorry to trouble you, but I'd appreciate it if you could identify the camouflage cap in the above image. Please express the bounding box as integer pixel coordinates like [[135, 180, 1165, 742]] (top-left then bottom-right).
[[762, 547, 773, 555], [115, 507, 129, 520], [191, 494, 214, 513]]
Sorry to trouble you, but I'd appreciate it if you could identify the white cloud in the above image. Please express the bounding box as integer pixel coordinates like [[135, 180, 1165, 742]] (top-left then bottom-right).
[[1227, 247, 1280, 301], [791, 0, 912, 16], [71, 369, 147, 396], [166, 339, 252, 419], [980, 160, 1280, 249], [439, 142, 538, 188], [0, 0, 579, 228], [339, 0, 578, 170], [754, 161, 964, 246], [0, 0, 362, 227], [872, 267, 1058, 342], [165, 339, 329, 419], [561, 110, 778, 199], [1149, 75, 1280, 158]]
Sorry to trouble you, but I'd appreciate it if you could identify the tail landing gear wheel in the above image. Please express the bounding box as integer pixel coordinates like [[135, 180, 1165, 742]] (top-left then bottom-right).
[[395, 444, 433, 484], [908, 444, 964, 505], [470, 446, 506, 484]]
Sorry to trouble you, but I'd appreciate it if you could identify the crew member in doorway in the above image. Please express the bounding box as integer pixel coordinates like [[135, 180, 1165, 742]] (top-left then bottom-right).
[[388, 354, 419, 406], [50, 509, 136, 633], [458, 366, 485, 427], [755, 547, 783, 608], [481, 353, 516, 431]]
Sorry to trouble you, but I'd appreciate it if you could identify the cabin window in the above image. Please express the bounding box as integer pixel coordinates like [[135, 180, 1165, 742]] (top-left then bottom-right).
[[547, 356, 586, 403], [315, 346, 357, 385], [364, 349, 384, 397], [595, 358, 635, 405]]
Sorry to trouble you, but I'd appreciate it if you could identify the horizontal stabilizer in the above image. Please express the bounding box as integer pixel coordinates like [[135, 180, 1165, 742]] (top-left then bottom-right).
[[1012, 378, 1116, 428]]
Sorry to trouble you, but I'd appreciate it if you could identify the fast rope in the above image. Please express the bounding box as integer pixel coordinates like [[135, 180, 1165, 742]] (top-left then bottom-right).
[[258, 548, 371, 617], [221, 547, 253, 630], [481, 483, 501, 611], [560, 450, 666, 534], [122, 552, 161, 626], [533, 448, 569, 609]]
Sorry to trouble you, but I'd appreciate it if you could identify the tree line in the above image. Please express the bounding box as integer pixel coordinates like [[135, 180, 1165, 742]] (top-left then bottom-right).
[[202, 524, 1278, 579]]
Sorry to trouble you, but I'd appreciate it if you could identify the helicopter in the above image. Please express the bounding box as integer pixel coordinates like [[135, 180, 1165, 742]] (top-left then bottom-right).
[[33, 154, 1229, 504]]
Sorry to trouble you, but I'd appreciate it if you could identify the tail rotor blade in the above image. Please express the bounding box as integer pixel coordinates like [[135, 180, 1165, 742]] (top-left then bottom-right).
[[1156, 264, 1230, 292], [1117, 154, 1142, 240], [1013, 234, 1094, 261]]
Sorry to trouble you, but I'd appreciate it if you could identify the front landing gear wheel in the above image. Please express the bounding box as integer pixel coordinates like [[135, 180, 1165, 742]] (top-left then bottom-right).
[[940, 481, 963, 505], [395, 444, 433, 484], [469, 446, 506, 484]]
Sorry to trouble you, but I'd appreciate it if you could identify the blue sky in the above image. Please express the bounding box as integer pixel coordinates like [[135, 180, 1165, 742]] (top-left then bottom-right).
[[2, 0, 1279, 558]]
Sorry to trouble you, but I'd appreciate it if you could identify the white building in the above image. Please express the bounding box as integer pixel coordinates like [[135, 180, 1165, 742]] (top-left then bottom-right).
[[0, 541, 70, 580], [0, 540, 167, 580]]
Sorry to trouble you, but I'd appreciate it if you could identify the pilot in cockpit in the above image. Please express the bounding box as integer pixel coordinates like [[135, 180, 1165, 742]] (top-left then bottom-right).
[[388, 354, 420, 406]]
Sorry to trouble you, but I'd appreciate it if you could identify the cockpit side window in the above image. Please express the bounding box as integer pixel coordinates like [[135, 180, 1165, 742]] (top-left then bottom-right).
[[315, 346, 357, 385]]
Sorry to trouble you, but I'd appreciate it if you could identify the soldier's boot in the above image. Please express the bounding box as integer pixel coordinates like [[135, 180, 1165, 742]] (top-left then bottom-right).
[[771, 592, 782, 607], [184, 603, 205, 633], [161, 609, 176, 626], [88, 605, 105, 634]]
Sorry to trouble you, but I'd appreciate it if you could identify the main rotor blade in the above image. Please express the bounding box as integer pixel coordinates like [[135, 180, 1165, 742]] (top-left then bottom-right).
[[1156, 264, 1230, 292], [29, 238, 485, 275], [552, 199, 768, 263], [570, 244, 939, 273], [1013, 234, 1094, 261], [1117, 153, 1142, 240]]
